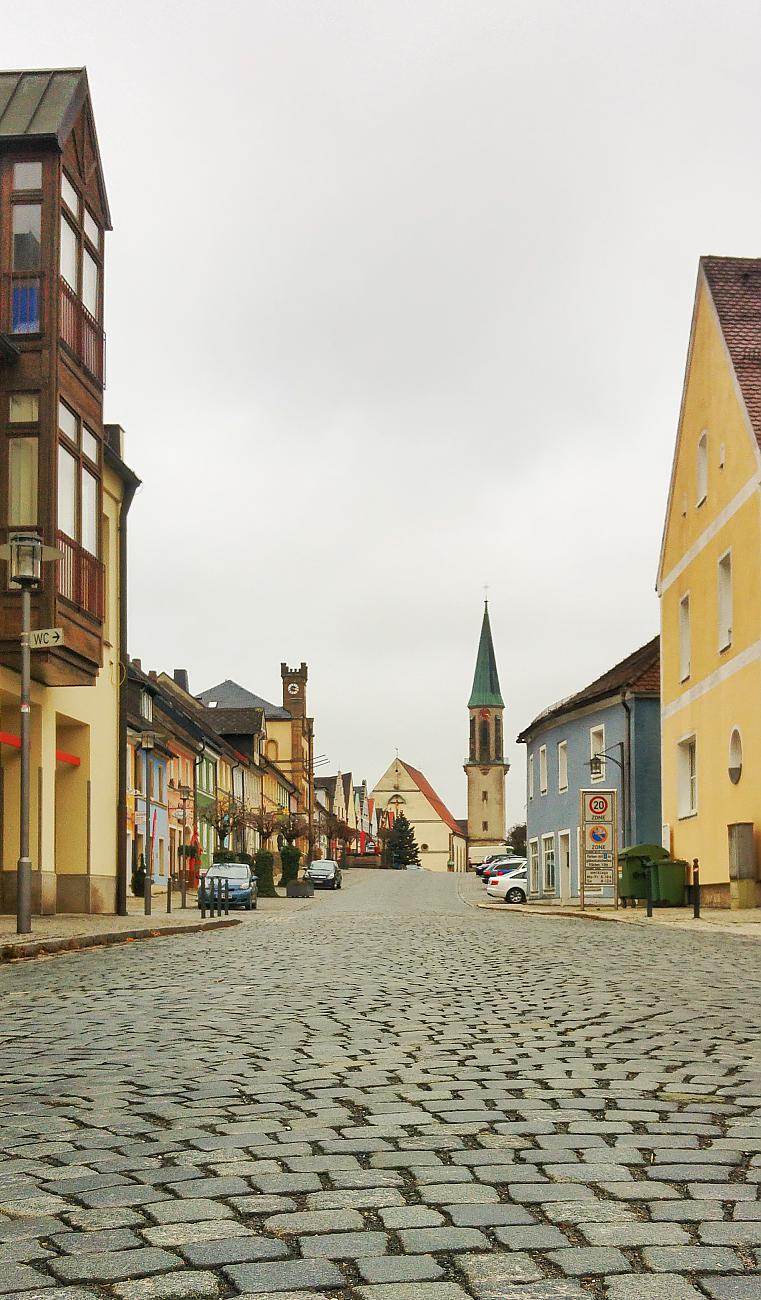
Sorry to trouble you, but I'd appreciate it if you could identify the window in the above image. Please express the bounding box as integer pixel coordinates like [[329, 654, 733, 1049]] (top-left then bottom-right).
[[528, 753, 534, 799], [59, 179, 102, 320], [482, 790, 488, 803], [679, 593, 691, 682], [529, 840, 539, 893], [729, 728, 742, 785], [84, 207, 100, 249], [139, 690, 153, 722], [697, 431, 708, 505], [542, 834, 556, 891], [479, 718, 489, 759], [62, 172, 79, 216], [8, 438, 38, 525], [60, 215, 78, 289], [678, 735, 697, 817], [469, 716, 475, 761], [539, 745, 548, 795], [718, 552, 732, 651], [482, 821, 488, 832], [57, 402, 101, 555], [557, 740, 568, 792], [590, 725, 605, 780], [494, 715, 503, 759], [10, 203, 41, 333], [13, 162, 42, 190], [9, 393, 39, 423]]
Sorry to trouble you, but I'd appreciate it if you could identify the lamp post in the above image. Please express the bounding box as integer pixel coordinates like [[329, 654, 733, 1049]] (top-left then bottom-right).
[[589, 743, 628, 844], [140, 731, 155, 914], [178, 782, 191, 906], [0, 532, 61, 935]]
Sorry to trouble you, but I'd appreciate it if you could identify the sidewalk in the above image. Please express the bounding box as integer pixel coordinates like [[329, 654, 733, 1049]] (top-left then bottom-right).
[[477, 894, 761, 939], [0, 889, 309, 962]]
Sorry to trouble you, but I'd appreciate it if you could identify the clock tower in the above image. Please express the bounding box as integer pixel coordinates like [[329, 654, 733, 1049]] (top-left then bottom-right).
[[464, 603, 509, 860]]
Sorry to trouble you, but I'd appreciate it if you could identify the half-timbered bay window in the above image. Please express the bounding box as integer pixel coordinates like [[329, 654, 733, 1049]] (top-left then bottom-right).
[[59, 171, 104, 382], [56, 400, 104, 620], [11, 194, 41, 334], [7, 392, 39, 526]]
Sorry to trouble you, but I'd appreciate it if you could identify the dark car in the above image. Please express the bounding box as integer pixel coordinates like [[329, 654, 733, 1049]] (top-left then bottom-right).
[[198, 862, 257, 910], [306, 859, 342, 890]]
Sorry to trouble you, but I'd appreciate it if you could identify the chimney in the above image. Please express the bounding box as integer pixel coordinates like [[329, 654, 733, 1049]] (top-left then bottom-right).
[[148, 670, 158, 683], [173, 668, 189, 692], [132, 658, 142, 672]]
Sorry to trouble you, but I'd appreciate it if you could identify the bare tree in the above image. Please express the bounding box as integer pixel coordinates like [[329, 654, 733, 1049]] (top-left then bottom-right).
[[276, 813, 310, 846], [250, 807, 279, 847]]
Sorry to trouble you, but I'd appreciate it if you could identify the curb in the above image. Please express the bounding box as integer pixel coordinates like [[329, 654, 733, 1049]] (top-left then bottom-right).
[[0, 917, 241, 963], [477, 902, 622, 923]]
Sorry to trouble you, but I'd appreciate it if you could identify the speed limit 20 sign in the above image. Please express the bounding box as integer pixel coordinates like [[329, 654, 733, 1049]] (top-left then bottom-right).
[[580, 788, 618, 908]]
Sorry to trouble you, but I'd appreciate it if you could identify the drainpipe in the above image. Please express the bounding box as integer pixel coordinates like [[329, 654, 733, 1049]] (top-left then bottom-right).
[[116, 470, 139, 917], [621, 689, 633, 848]]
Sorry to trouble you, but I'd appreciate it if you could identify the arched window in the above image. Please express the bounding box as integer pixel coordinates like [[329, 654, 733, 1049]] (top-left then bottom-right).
[[697, 431, 708, 506], [266, 739, 278, 761], [469, 716, 476, 761], [494, 715, 502, 760], [479, 719, 489, 759]]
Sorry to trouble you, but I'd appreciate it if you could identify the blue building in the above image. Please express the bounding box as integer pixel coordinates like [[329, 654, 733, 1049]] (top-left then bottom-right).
[[517, 638, 661, 902]]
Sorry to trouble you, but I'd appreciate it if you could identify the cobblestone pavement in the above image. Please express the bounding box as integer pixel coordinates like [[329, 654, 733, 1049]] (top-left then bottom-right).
[[1, 868, 761, 1300]]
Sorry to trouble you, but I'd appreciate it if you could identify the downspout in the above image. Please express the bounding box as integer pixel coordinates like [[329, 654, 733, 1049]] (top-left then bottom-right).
[[116, 473, 139, 916], [621, 689, 633, 847]]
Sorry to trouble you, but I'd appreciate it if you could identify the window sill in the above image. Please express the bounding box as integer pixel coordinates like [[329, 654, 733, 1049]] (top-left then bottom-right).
[[696, 496, 707, 508], [558, 785, 568, 794], [680, 674, 690, 685], [678, 810, 698, 821], [719, 641, 732, 655]]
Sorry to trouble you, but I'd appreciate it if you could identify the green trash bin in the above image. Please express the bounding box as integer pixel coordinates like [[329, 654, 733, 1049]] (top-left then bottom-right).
[[655, 859, 688, 906], [618, 844, 669, 902]]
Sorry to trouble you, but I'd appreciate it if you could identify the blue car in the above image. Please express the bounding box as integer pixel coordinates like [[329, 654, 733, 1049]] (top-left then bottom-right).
[[198, 863, 257, 910]]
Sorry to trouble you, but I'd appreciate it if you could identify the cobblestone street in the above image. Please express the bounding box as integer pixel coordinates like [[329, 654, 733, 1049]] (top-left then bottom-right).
[[2, 868, 761, 1300]]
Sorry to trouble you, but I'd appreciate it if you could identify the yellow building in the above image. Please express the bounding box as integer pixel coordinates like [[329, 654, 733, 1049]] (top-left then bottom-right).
[[658, 256, 761, 907]]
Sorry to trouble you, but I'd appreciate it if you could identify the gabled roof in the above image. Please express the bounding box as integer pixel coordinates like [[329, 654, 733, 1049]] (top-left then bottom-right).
[[702, 257, 761, 452], [198, 678, 292, 721], [314, 774, 338, 804], [341, 773, 353, 810], [468, 603, 504, 708], [398, 759, 464, 838], [204, 707, 265, 737], [517, 637, 660, 742], [0, 68, 111, 227]]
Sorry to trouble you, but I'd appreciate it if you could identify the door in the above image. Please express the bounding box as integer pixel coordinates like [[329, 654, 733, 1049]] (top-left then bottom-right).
[[559, 831, 571, 903]]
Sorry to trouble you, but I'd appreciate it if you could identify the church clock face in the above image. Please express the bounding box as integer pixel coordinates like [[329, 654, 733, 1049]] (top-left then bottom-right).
[[479, 708, 490, 720], [287, 682, 299, 696]]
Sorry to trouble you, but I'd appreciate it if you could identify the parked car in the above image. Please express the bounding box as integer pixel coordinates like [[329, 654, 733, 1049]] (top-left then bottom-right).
[[486, 866, 528, 904], [306, 859, 343, 889], [474, 852, 510, 876], [482, 856, 527, 882], [198, 862, 257, 910]]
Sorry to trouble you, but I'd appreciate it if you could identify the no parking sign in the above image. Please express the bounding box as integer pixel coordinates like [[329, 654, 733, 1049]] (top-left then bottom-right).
[[580, 788, 619, 908]]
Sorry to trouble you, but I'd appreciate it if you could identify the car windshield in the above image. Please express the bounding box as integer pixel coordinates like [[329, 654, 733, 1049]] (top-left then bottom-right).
[[205, 865, 249, 881], [309, 862, 335, 872]]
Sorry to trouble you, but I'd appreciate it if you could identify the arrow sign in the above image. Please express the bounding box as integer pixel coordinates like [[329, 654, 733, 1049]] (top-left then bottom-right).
[[28, 627, 65, 650]]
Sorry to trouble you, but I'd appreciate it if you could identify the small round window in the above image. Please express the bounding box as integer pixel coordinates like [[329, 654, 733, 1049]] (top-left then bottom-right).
[[729, 729, 743, 785]]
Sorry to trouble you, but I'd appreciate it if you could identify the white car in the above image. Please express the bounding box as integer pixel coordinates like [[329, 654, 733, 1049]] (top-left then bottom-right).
[[485, 866, 528, 904]]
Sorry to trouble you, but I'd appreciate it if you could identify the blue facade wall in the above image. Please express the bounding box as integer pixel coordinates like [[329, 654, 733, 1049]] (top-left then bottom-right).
[[523, 697, 661, 901]]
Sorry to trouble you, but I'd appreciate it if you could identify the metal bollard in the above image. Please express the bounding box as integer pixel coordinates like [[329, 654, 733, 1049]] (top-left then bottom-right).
[[167, 876, 172, 914], [214, 877, 221, 917], [224, 878, 229, 916], [646, 865, 653, 919], [144, 871, 151, 917], [200, 876, 207, 919], [693, 859, 701, 919], [181, 868, 187, 910]]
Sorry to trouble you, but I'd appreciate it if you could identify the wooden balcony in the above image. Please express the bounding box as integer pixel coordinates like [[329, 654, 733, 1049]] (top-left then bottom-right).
[[57, 531, 105, 623], [59, 277, 105, 387]]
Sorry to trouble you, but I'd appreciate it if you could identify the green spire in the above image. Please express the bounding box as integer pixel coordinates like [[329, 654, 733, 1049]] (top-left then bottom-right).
[[468, 603, 504, 708]]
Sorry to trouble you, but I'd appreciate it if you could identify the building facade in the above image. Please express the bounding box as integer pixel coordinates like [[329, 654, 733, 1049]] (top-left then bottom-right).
[[518, 639, 661, 902], [658, 257, 761, 906], [464, 603, 509, 866], [372, 756, 467, 872]]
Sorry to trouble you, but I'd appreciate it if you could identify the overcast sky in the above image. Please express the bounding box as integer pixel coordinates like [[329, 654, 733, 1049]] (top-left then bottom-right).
[[10, 0, 761, 824]]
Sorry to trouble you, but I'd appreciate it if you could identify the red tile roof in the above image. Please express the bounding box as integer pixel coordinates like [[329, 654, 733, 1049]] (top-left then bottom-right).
[[399, 760, 464, 838], [702, 257, 761, 450], [517, 637, 660, 741]]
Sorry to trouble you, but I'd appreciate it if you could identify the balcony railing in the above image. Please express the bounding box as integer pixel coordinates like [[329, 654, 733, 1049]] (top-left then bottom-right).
[[59, 277, 105, 386], [57, 531, 105, 623]]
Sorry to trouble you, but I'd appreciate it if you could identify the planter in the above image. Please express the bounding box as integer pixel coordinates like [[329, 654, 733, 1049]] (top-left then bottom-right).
[[286, 880, 314, 899]]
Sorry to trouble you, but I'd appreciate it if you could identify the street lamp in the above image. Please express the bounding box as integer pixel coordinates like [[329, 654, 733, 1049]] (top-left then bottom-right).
[[140, 731, 155, 915], [178, 782, 191, 907], [0, 532, 61, 935], [588, 744, 628, 842]]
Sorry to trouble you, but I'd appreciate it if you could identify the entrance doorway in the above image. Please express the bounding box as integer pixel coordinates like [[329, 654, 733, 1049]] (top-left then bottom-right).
[[559, 830, 571, 903]]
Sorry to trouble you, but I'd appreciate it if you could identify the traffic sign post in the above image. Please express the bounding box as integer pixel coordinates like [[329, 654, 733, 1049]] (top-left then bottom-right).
[[28, 627, 64, 650], [580, 788, 619, 911]]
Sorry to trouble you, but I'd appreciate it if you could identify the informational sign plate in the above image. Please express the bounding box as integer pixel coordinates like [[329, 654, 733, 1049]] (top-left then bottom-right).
[[28, 627, 64, 649], [580, 787, 618, 909]]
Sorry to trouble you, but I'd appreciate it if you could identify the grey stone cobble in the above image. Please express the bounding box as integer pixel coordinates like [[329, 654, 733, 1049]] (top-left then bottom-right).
[[357, 1256, 445, 1284], [49, 1248, 183, 1283], [223, 1258, 345, 1292]]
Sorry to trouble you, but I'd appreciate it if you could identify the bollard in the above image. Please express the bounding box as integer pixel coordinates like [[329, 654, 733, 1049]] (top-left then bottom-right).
[[200, 875, 207, 919], [646, 864, 653, 919], [181, 867, 187, 910], [214, 877, 221, 917], [144, 871, 152, 917], [693, 858, 701, 919], [167, 876, 172, 914], [224, 878, 229, 916]]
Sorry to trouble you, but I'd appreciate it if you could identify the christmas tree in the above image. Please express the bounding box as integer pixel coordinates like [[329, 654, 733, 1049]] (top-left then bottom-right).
[[388, 813, 420, 867]]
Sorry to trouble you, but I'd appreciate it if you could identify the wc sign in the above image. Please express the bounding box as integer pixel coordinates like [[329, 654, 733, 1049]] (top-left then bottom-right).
[[580, 788, 619, 908]]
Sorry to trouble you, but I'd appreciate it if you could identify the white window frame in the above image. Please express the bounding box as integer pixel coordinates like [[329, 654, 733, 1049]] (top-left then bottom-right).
[[539, 745, 548, 796], [542, 833, 556, 892], [718, 549, 732, 652], [678, 733, 697, 818], [697, 430, 708, 506], [557, 740, 568, 793], [679, 591, 691, 683], [590, 725, 605, 781], [528, 753, 534, 800], [528, 839, 540, 894]]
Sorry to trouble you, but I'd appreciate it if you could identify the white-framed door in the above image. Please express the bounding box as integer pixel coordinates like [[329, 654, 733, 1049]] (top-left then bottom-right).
[[558, 830, 571, 903]]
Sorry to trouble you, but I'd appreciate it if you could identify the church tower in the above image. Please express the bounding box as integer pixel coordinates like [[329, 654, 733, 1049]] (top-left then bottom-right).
[[465, 603, 509, 859]]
